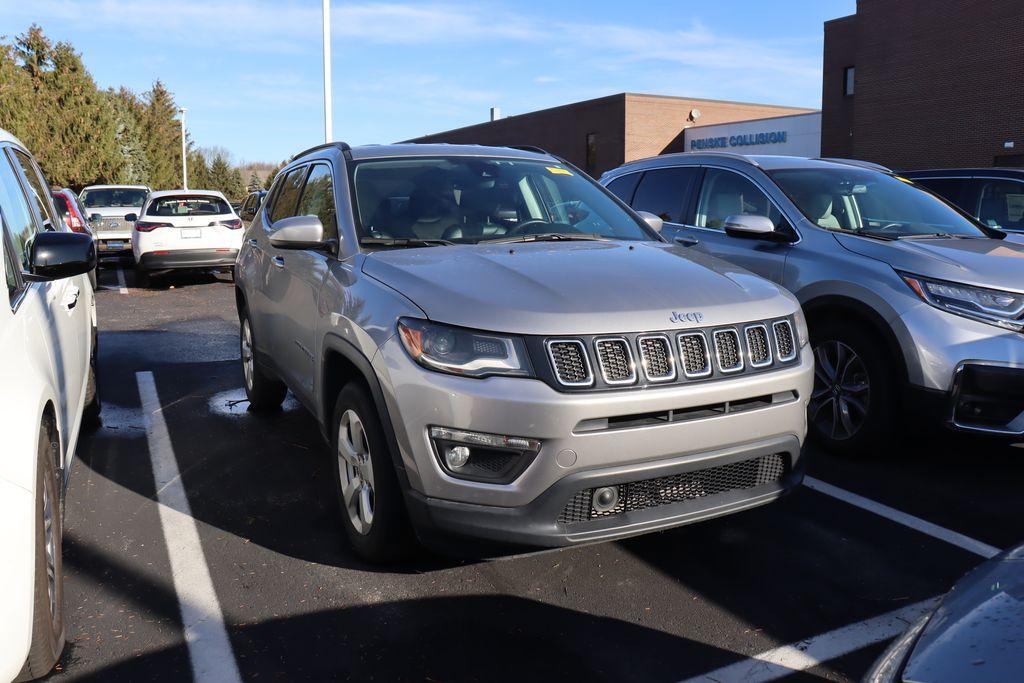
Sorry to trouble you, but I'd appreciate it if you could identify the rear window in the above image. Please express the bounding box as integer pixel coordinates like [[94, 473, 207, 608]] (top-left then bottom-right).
[[81, 187, 147, 208], [146, 195, 232, 217]]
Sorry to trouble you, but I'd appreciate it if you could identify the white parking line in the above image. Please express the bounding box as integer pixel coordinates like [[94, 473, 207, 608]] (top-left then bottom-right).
[[137, 371, 242, 683], [116, 266, 128, 294], [680, 598, 937, 683], [804, 476, 1001, 559]]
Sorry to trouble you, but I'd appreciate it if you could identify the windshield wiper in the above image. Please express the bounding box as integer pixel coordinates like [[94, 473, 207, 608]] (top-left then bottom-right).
[[826, 228, 896, 241], [479, 232, 611, 245], [898, 233, 973, 240], [359, 237, 454, 248]]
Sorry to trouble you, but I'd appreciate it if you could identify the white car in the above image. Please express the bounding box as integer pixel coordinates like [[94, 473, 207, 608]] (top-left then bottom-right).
[[130, 189, 243, 286], [0, 129, 99, 681], [77, 184, 150, 258]]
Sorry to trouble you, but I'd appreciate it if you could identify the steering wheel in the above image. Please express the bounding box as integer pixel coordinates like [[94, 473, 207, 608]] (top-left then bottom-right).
[[876, 222, 904, 233], [507, 220, 582, 237]]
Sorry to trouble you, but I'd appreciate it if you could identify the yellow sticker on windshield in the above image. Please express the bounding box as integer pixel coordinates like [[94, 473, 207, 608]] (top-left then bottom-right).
[[546, 166, 573, 176], [894, 176, 913, 183]]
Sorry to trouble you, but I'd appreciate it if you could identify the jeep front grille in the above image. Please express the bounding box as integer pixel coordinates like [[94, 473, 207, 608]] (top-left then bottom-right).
[[594, 337, 636, 385], [637, 335, 675, 382], [745, 324, 772, 368], [677, 332, 712, 378], [713, 329, 743, 373], [557, 453, 788, 524], [773, 320, 796, 361], [547, 340, 593, 387]]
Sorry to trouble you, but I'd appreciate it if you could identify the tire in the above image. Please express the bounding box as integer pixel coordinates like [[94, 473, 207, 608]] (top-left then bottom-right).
[[239, 310, 287, 411], [331, 382, 414, 563], [15, 423, 65, 682], [82, 333, 101, 429], [807, 319, 898, 456]]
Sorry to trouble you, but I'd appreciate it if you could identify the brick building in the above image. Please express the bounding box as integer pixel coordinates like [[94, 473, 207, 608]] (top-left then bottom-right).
[[822, 0, 1024, 169], [407, 93, 815, 177]]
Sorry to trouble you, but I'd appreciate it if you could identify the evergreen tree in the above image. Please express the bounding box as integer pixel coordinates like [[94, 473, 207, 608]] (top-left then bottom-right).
[[141, 80, 182, 189], [264, 162, 283, 189], [187, 148, 211, 190], [247, 171, 262, 193], [108, 87, 151, 185], [227, 168, 245, 201], [208, 154, 232, 196]]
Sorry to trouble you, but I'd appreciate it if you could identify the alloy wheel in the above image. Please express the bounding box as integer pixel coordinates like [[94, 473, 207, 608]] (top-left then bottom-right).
[[337, 409, 375, 535], [43, 470, 58, 624], [809, 340, 870, 441]]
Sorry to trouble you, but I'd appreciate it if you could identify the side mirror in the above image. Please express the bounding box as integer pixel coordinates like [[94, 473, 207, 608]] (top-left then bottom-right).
[[269, 215, 326, 249], [89, 213, 102, 223], [637, 210, 664, 234], [25, 231, 96, 281], [124, 213, 138, 222], [723, 214, 787, 241]]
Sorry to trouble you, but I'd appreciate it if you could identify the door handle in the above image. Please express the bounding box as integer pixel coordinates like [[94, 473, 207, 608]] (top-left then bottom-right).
[[248, 239, 258, 247], [271, 256, 285, 268], [674, 236, 699, 247], [63, 285, 80, 310]]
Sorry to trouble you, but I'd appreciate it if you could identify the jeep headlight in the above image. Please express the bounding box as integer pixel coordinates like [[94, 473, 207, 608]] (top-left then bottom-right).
[[793, 307, 810, 348], [398, 318, 533, 378], [900, 273, 1024, 331]]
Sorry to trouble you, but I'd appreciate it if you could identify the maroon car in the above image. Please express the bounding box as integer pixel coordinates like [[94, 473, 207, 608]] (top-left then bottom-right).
[[51, 188, 98, 289]]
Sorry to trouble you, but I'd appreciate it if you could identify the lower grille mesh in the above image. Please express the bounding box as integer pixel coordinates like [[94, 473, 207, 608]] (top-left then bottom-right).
[[557, 453, 787, 524]]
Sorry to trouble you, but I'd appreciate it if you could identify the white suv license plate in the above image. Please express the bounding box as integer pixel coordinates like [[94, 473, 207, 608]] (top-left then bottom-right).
[[181, 228, 202, 239]]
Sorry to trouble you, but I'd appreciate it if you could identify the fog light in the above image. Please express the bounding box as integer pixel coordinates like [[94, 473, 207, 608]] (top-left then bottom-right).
[[592, 486, 620, 512], [445, 445, 471, 469]]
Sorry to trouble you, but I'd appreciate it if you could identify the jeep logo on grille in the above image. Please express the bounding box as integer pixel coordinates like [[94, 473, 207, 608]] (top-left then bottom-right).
[[669, 311, 704, 324]]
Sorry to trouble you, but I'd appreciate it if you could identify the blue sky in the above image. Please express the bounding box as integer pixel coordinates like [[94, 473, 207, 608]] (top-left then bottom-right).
[[1, 0, 854, 164]]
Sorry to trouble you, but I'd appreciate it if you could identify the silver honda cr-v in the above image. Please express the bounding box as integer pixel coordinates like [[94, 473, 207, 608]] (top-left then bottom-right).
[[235, 143, 812, 561], [601, 153, 1024, 454]]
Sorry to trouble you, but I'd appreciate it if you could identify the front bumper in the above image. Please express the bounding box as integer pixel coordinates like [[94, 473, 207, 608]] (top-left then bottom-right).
[[374, 336, 813, 545], [137, 248, 239, 271]]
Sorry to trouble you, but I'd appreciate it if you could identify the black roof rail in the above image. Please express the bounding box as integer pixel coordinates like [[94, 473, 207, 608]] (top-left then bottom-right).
[[815, 157, 892, 173], [289, 141, 352, 162]]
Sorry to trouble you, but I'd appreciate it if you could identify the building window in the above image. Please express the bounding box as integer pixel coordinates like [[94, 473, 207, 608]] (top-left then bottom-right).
[[585, 133, 597, 174], [843, 66, 855, 96]]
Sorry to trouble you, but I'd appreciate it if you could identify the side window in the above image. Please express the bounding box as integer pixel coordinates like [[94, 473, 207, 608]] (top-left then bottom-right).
[[296, 164, 338, 239], [632, 168, 698, 224], [914, 178, 970, 212], [269, 166, 308, 224], [0, 151, 39, 270], [11, 150, 58, 231], [977, 179, 1024, 231], [3, 229, 22, 302], [605, 173, 641, 204], [695, 168, 783, 231]]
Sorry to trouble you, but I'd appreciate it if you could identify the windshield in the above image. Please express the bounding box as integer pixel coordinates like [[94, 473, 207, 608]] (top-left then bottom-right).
[[769, 168, 988, 238], [349, 156, 653, 244], [146, 195, 232, 216], [80, 187, 148, 208]]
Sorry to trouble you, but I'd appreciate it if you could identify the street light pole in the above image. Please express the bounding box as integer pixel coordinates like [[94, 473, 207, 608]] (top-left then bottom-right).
[[179, 107, 188, 190], [322, 0, 332, 143]]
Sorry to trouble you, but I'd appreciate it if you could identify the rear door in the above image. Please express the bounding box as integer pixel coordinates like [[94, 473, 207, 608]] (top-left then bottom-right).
[[679, 167, 791, 283], [7, 148, 89, 432], [272, 163, 338, 403]]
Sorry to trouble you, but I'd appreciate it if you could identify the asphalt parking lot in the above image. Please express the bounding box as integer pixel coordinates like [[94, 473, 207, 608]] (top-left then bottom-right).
[[51, 263, 1024, 682]]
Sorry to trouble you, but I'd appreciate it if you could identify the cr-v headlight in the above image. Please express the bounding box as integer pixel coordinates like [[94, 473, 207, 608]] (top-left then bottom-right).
[[900, 273, 1024, 331], [397, 318, 533, 378]]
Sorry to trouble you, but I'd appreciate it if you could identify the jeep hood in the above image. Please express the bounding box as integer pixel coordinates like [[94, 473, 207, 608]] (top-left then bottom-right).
[[834, 233, 1024, 293], [362, 241, 797, 336]]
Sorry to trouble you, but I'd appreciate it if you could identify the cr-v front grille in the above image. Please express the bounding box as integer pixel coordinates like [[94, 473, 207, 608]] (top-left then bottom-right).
[[546, 340, 593, 387], [535, 316, 799, 392]]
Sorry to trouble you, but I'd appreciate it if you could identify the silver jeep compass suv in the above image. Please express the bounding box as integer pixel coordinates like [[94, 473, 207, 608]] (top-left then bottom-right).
[[235, 143, 813, 561]]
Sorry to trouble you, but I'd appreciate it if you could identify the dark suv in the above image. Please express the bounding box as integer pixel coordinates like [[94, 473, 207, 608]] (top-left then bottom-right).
[[903, 168, 1024, 233]]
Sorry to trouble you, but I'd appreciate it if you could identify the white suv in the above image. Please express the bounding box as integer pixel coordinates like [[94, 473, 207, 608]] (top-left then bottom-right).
[[130, 189, 243, 286], [0, 129, 99, 681]]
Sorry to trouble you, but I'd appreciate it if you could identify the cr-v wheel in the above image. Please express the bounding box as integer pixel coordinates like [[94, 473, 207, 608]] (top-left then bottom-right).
[[808, 320, 897, 456], [331, 382, 413, 562]]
